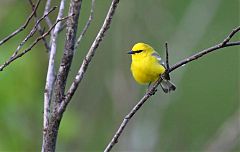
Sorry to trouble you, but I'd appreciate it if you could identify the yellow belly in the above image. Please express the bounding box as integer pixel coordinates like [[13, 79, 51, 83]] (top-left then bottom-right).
[[131, 60, 165, 84]]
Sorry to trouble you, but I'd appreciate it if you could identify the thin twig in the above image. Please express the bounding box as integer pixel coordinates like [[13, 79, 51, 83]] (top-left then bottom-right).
[[0, 16, 71, 71], [0, 6, 57, 71], [222, 26, 240, 45], [169, 26, 240, 72], [169, 42, 240, 72], [43, 0, 66, 146], [104, 26, 240, 152], [165, 42, 170, 70], [58, 0, 120, 114], [14, 6, 56, 56], [29, 0, 51, 52], [0, 0, 41, 46], [104, 79, 159, 152], [75, 0, 95, 50]]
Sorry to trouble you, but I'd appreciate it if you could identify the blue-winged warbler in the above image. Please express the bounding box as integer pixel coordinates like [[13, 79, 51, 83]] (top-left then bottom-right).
[[128, 42, 176, 93]]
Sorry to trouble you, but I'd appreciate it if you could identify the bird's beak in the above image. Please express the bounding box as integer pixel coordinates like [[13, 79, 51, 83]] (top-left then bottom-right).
[[127, 50, 134, 54]]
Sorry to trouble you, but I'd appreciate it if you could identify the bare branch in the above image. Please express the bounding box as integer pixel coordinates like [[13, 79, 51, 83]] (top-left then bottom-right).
[[41, 1, 120, 151], [104, 80, 159, 152], [0, 6, 57, 72], [0, 16, 70, 71], [104, 26, 240, 152], [58, 0, 120, 114], [53, 0, 82, 107], [169, 26, 240, 72], [42, 1, 83, 150], [29, 0, 51, 52], [15, 7, 56, 56], [169, 41, 240, 72], [170, 38, 239, 73], [0, 0, 41, 46], [222, 26, 240, 45], [165, 42, 170, 70], [75, 0, 95, 50], [43, 0, 66, 146]]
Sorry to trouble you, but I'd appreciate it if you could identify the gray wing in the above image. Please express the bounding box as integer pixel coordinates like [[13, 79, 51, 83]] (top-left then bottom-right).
[[152, 52, 171, 80], [151, 52, 166, 68]]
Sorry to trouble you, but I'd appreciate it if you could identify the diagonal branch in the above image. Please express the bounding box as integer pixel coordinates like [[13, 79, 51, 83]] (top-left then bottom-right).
[[0, 15, 71, 71], [29, 0, 50, 51], [170, 26, 240, 72], [0, 0, 41, 46], [104, 80, 159, 152], [29, 0, 51, 52], [0, 6, 57, 71], [222, 26, 240, 45], [58, 0, 120, 114], [74, 0, 95, 50], [104, 26, 240, 152], [169, 41, 240, 72], [14, 6, 56, 56]]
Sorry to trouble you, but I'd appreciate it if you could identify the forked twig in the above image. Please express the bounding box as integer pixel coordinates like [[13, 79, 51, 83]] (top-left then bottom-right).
[[0, 0, 41, 46], [0, 15, 71, 71], [13, 6, 57, 57], [75, 0, 95, 50], [28, 0, 51, 52]]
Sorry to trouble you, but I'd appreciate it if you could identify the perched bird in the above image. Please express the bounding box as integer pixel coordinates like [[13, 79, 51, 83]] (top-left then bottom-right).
[[128, 42, 176, 93]]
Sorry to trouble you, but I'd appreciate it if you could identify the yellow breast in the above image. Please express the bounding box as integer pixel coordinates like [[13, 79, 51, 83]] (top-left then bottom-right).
[[130, 55, 165, 84]]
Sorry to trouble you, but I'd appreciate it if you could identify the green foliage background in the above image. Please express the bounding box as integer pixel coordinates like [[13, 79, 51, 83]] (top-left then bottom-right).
[[0, 0, 239, 151]]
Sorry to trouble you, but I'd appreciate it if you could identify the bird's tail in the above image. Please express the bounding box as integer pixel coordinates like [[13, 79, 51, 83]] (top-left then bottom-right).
[[160, 77, 176, 93]]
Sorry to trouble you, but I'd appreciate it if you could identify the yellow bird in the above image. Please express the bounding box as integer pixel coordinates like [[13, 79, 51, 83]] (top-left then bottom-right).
[[128, 42, 176, 93]]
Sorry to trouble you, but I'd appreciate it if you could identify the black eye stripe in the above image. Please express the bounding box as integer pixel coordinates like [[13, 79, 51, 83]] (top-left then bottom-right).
[[134, 50, 143, 54]]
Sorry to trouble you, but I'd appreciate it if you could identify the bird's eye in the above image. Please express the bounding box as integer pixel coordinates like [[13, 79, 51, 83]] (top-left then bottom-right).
[[134, 50, 143, 53]]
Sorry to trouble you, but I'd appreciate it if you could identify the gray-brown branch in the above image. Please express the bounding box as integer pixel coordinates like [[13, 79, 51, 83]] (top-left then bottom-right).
[[104, 26, 240, 152], [53, 0, 82, 107], [42, 0, 67, 151], [170, 26, 240, 72], [42, 0, 82, 151], [42, 0, 120, 151]]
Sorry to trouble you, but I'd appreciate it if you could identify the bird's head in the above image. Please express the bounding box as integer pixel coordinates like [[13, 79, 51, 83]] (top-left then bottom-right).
[[128, 43, 154, 58]]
